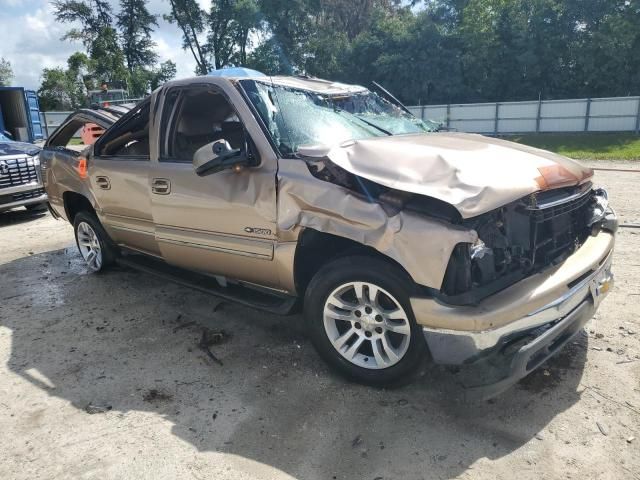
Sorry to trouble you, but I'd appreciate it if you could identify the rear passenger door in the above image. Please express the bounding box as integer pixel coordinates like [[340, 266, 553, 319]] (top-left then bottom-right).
[[91, 100, 159, 255], [149, 84, 279, 288]]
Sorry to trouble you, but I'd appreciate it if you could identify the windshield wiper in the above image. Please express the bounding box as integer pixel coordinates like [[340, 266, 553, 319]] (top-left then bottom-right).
[[353, 115, 393, 136], [333, 108, 392, 136], [371, 81, 413, 115]]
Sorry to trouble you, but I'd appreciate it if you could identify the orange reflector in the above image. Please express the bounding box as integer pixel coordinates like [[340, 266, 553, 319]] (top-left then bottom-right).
[[76, 157, 88, 179]]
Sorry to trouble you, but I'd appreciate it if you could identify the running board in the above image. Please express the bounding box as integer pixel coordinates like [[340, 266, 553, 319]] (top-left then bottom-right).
[[117, 253, 298, 315]]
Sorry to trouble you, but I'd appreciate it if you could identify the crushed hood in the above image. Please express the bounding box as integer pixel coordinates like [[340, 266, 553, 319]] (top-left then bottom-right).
[[323, 133, 593, 218]]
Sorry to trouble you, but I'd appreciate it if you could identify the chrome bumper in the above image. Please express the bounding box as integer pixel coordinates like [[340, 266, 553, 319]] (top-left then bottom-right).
[[422, 250, 612, 365], [0, 192, 48, 212], [412, 227, 615, 366]]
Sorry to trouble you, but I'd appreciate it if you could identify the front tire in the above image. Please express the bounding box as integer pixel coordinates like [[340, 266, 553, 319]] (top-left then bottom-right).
[[304, 256, 427, 387], [73, 211, 117, 272]]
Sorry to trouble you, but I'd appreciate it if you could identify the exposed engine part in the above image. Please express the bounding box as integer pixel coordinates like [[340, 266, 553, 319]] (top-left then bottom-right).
[[306, 158, 354, 190], [440, 184, 610, 305], [588, 188, 609, 226], [470, 240, 492, 260]]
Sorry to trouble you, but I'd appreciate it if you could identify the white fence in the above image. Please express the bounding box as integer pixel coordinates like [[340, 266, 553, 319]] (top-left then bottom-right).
[[408, 96, 640, 135], [40, 96, 640, 139]]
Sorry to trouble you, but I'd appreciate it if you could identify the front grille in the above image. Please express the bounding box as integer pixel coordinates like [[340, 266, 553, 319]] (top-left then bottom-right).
[[526, 187, 593, 266], [442, 185, 597, 303], [0, 156, 39, 189], [0, 188, 45, 206]]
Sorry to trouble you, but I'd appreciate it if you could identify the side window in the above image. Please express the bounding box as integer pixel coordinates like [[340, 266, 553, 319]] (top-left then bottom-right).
[[46, 117, 108, 152], [95, 101, 151, 159], [161, 88, 249, 163]]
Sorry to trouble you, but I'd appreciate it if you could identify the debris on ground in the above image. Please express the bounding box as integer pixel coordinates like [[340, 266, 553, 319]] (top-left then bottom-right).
[[142, 389, 173, 403], [198, 328, 227, 366], [596, 422, 609, 436], [173, 320, 196, 333], [212, 300, 227, 313], [84, 403, 112, 414], [627, 436, 635, 444], [352, 434, 363, 447]]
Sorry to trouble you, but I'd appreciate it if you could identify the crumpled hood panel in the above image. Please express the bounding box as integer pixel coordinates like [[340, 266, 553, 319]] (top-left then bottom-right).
[[325, 133, 593, 218]]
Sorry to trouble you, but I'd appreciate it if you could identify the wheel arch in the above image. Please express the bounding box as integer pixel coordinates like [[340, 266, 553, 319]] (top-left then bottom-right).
[[293, 228, 417, 297], [63, 190, 97, 224]]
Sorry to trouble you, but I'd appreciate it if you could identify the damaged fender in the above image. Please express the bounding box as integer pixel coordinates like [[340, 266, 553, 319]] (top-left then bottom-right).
[[277, 159, 477, 289]]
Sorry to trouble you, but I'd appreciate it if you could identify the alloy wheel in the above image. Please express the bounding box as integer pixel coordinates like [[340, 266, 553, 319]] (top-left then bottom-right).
[[77, 221, 103, 271], [323, 281, 411, 369]]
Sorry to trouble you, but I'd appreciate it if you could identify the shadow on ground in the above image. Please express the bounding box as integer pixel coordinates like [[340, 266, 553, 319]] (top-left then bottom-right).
[[0, 247, 589, 479], [0, 208, 47, 227]]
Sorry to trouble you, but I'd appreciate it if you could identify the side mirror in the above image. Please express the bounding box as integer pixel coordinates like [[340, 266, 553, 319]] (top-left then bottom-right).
[[193, 139, 246, 177]]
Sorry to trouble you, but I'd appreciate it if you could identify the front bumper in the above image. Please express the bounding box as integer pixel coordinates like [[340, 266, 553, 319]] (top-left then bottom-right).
[[411, 225, 615, 398], [0, 189, 47, 212]]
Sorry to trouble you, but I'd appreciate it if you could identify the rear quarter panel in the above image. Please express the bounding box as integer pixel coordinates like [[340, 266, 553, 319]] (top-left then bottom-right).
[[41, 146, 98, 222]]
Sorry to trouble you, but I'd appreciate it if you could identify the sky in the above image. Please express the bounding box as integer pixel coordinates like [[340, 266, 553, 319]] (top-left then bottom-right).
[[0, 0, 205, 90]]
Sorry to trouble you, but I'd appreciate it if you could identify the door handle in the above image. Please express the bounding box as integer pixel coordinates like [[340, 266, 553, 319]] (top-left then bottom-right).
[[95, 176, 111, 190], [152, 178, 171, 195]]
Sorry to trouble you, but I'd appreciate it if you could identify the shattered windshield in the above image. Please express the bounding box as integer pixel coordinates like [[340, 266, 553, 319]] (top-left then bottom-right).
[[240, 80, 436, 156]]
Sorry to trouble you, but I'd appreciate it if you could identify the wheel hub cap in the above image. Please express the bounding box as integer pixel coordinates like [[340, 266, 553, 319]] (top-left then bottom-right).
[[323, 281, 411, 370], [77, 221, 103, 271]]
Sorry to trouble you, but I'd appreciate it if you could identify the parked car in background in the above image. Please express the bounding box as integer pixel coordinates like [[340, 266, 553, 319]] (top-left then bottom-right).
[[0, 132, 46, 213], [40, 75, 617, 398]]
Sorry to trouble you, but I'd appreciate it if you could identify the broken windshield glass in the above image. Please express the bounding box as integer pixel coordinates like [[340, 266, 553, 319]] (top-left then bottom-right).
[[240, 80, 437, 157]]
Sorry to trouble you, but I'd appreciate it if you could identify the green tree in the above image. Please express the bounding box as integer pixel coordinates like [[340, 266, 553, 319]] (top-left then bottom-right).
[[0, 57, 13, 86], [165, 0, 210, 74], [37, 53, 89, 110], [53, 0, 128, 85], [149, 60, 178, 90], [117, 0, 159, 74], [129, 60, 178, 94], [206, 0, 261, 68]]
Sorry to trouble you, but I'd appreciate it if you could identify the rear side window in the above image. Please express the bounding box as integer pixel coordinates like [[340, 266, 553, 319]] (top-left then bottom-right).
[[46, 115, 110, 150], [95, 101, 151, 159]]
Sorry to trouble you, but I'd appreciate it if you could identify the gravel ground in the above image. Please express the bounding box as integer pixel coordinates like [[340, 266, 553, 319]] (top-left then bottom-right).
[[0, 160, 638, 480]]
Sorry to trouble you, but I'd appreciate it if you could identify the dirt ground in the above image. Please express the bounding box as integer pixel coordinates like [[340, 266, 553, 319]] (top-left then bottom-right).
[[0, 160, 638, 480]]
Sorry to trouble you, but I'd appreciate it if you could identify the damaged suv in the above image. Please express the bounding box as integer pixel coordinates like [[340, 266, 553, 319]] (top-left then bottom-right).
[[41, 75, 616, 397]]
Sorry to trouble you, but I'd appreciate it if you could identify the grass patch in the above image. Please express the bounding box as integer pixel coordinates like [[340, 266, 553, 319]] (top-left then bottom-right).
[[68, 138, 84, 145], [506, 133, 640, 160]]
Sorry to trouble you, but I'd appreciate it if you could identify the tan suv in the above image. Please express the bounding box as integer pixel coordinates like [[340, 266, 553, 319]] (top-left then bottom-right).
[[41, 75, 617, 398]]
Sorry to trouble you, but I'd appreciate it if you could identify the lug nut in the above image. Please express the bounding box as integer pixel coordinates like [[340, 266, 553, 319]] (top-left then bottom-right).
[[354, 322, 361, 329], [365, 331, 372, 338], [365, 306, 372, 314], [354, 310, 362, 318], [375, 327, 383, 334], [375, 314, 382, 322]]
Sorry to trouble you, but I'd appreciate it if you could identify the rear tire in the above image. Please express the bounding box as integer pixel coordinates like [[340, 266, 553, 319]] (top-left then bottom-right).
[[304, 255, 427, 387], [73, 211, 117, 272]]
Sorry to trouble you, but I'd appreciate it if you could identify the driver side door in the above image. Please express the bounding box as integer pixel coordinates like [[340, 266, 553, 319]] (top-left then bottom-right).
[[149, 84, 279, 288]]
